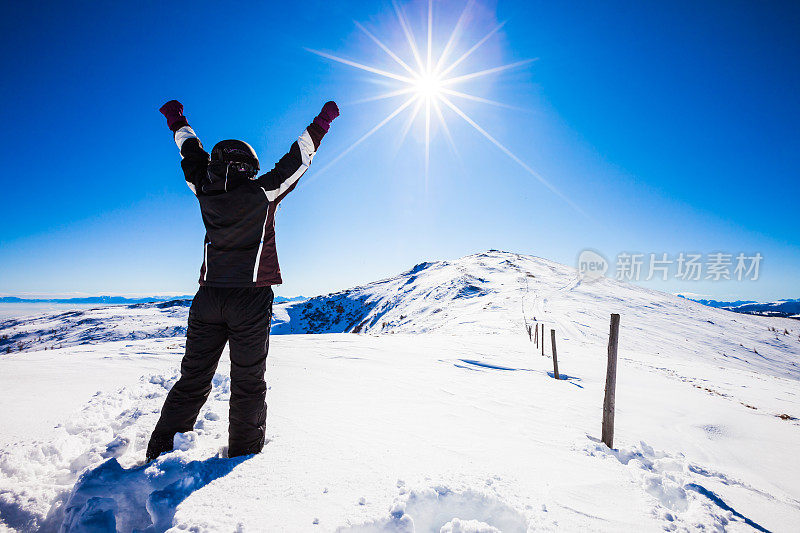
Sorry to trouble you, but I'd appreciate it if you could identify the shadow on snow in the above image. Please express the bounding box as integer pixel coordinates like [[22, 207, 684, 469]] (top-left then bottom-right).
[[41, 454, 250, 533], [449, 358, 584, 388], [685, 483, 771, 533]]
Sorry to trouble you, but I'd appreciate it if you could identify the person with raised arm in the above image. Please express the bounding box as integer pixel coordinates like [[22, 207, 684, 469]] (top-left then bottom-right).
[[147, 100, 339, 460]]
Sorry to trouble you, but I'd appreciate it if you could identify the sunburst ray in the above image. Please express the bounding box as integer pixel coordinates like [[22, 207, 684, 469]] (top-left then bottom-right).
[[441, 58, 537, 86], [433, 0, 475, 74], [397, 96, 424, 153], [439, 87, 523, 110], [393, 1, 426, 73], [426, 0, 433, 73], [438, 20, 507, 78], [354, 21, 416, 77], [432, 99, 458, 158], [306, 49, 414, 83], [349, 87, 417, 105], [439, 95, 587, 216], [424, 96, 431, 187]]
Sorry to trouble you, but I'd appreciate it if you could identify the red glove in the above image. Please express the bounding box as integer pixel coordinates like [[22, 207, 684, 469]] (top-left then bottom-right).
[[159, 100, 188, 131], [313, 101, 339, 132]]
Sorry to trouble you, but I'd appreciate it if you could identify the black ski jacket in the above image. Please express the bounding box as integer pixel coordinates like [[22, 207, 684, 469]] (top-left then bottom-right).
[[171, 120, 326, 287]]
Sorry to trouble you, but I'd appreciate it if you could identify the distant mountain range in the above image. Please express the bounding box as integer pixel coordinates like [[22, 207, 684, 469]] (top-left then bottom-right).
[[679, 295, 800, 319], [0, 295, 306, 305]]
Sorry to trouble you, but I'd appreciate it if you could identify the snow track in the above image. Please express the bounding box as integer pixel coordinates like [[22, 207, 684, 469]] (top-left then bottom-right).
[[580, 439, 800, 532]]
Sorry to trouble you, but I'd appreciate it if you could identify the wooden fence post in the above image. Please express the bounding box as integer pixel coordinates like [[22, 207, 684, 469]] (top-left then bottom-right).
[[550, 329, 559, 379], [541, 323, 545, 356], [602, 313, 620, 449], [534, 322, 539, 347]]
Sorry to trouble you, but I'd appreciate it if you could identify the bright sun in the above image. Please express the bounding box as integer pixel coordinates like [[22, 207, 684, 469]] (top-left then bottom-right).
[[307, 0, 585, 215], [414, 73, 442, 99]]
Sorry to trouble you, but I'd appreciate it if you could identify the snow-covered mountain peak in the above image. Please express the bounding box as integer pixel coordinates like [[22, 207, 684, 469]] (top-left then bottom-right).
[[272, 249, 564, 335]]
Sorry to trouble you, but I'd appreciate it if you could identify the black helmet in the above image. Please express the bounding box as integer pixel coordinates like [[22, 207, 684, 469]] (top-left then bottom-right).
[[210, 140, 260, 172], [203, 140, 259, 194]]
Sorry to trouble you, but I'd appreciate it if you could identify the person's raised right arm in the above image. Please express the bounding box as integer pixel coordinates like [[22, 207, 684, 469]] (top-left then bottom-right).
[[159, 100, 209, 195]]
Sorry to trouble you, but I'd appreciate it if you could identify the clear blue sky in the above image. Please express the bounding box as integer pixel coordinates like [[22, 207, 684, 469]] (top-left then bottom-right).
[[0, 1, 798, 301]]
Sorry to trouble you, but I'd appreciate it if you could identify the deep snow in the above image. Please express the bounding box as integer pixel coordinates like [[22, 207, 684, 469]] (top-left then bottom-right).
[[0, 251, 798, 532]]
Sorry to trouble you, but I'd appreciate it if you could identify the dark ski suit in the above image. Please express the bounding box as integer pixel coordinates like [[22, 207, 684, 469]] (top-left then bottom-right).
[[147, 113, 328, 460]]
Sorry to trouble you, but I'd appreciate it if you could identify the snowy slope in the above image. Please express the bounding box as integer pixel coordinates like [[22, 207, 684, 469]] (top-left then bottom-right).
[[273, 251, 799, 381], [1, 251, 799, 532]]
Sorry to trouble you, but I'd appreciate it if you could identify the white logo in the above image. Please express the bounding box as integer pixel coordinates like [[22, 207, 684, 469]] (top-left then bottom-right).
[[577, 249, 608, 281]]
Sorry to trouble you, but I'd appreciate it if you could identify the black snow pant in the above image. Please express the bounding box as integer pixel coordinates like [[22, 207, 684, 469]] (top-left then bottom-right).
[[147, 286, 273, 460]]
